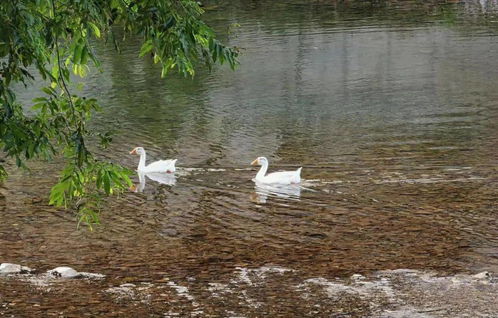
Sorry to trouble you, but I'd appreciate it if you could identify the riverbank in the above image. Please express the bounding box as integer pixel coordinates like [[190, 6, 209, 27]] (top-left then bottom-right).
[[1, 263, 496, 317]]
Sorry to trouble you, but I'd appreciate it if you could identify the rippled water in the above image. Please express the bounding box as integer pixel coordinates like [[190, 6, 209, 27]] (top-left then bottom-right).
[[2, 0, 498, 315]]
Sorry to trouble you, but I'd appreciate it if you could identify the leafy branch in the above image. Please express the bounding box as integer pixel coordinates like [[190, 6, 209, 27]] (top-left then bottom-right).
[[0, 0, 239, 228]]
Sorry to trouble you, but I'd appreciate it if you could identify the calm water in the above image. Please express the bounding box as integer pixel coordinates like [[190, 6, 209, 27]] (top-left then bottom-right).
[[2, 0, 498, 316]]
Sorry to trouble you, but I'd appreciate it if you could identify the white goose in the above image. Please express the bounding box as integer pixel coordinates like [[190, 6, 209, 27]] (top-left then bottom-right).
[[130, 147, 177, 173], [251, 156, 302, 185]]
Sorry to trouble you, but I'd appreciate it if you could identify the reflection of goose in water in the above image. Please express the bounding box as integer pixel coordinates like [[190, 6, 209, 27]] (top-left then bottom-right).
[[130, 171, 176, 192], [252, 181, 301, 204]]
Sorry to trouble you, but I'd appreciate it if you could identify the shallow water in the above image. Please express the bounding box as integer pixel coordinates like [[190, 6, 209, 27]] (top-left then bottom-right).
[[1, 0, 498, 316]]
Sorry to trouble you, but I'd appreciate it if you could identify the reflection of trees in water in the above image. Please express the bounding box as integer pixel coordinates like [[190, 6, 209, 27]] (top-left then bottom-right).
[[202, 0, 486, 165], [93, 34, 226, 160], [207, 0, 498, 31], [87, 0, 498, 168], [207, 0, 459, 27], [101, 43, 203, 128]]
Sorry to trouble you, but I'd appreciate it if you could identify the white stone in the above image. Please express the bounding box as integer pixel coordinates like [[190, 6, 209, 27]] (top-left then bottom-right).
[[472, 271, 491, 280], [48, 266, 79, 278], [0, 263, 22, 274], [0, 263, 31, 274]]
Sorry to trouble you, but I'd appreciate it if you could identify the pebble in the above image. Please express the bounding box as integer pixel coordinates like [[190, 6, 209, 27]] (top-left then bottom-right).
[[351, 274, 366, 281], [161, 228, 178, 237]]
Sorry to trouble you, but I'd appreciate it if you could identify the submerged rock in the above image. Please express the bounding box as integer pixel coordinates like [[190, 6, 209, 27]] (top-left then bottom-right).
[[0, 263, 32, 274], [105, 283, 152, 302], [120, 283, 136, 288]]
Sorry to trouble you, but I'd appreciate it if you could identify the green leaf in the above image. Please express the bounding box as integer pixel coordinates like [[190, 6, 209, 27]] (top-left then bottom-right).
[[139, 40, 154, 57], [88, 22, 101, 38], [0, 165, 7, 181], [153, 54, 160, 63], [81, 47, 89, 65], [51, 64, 59, 80], [32, 97, 48, 103], [73, 44, 83, 64], [103, 172, 111, 194]]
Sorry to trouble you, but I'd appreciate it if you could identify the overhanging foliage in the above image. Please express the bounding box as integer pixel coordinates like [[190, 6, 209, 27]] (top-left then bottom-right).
[[0, 0, 238, 228]]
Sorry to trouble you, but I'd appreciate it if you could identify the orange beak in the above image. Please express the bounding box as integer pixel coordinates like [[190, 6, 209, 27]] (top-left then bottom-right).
[[251, 158, 259, 165], [130, 148, 137, 155]]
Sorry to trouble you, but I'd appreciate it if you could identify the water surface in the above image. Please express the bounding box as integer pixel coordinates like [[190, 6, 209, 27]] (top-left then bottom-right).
[[1, 0, 498, 316]]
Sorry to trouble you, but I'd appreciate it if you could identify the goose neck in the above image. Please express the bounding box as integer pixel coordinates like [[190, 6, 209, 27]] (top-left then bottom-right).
[[256, 160, 268, 180], [138, 151, 146, 171]]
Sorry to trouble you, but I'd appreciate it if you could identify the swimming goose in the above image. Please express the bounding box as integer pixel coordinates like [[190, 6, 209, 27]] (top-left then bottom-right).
[[130, 147, 177, 173], [251, 156, 301, 185]]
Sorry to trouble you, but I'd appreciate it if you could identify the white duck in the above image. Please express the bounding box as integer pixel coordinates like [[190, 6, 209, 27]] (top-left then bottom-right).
[[251, 156, 302, 185], [130, 147, 177, 173]]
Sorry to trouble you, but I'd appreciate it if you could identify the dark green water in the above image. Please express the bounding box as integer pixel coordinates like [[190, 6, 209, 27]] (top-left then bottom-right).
[[1, 0, 498, 316]]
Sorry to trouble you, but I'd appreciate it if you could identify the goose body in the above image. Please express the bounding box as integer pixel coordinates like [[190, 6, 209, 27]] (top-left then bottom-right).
[[130, 147, 177, 173], [251, 157, 301, 185]]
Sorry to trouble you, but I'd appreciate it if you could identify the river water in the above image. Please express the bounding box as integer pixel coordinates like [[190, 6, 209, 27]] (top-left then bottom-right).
[[1, 0, 498, 316]]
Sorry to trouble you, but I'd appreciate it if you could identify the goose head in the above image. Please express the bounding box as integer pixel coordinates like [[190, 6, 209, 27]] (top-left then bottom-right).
[[130, 147, 145, 155], [251, 156, 268, 166]]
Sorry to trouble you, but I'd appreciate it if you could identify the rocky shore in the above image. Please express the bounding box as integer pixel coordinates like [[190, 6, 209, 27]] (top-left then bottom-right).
[[1, 262, 496, 317]]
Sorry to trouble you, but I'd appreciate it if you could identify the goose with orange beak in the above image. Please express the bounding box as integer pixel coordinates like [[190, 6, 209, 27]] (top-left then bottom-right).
[[130, 147, 177, 173], [251, 156, 302, 185]]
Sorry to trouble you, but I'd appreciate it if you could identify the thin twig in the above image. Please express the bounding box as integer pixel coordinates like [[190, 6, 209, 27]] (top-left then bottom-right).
[[50, 0, 88, 170], [50, 0, 74, 110]]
